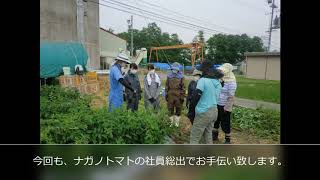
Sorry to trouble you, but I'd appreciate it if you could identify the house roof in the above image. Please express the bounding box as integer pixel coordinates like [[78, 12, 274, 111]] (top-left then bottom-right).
[[244, 52, 280, 57], [99, 27, 127, 42]]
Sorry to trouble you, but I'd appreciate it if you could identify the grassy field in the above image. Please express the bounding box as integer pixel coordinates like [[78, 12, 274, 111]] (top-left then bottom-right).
[[164, 75, 280, 104], [140, 71, 280, 103], [235, 76, 280, 104]]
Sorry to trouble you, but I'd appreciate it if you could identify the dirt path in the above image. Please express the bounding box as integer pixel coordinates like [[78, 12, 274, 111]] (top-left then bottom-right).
[[173, 113, 279, 144], [235, 97, 280, 111]]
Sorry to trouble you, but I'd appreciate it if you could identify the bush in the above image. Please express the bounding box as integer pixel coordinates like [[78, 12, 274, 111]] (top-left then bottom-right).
[[232, 106, 280, 141], [40, 85, 176, 144]]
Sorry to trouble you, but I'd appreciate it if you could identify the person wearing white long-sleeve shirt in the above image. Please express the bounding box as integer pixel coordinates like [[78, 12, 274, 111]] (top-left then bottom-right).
[[212, 63, 237, 144]]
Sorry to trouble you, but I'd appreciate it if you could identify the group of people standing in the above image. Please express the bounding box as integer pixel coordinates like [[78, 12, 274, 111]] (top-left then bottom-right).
[[108, 53, 185, 127], [108, 53, 237, 144], [187, 62, 237, 144]]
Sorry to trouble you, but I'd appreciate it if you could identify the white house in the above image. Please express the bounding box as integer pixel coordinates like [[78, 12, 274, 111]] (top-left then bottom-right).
[[99, 28, 128, 70]]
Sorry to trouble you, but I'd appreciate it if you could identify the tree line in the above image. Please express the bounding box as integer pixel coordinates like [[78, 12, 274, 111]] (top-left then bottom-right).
[[118, 22, 265, 65]]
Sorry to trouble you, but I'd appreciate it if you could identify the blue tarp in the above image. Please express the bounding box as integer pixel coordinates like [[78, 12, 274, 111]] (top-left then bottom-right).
[[151, 62, 180, 70], [150, 62, 221, 71], [40, 41, 88, 78]]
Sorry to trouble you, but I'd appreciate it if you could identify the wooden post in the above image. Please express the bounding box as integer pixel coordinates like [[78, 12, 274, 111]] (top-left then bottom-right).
[[191, 53, 193, 68], [148, 49, 152, 63], [183, 63, 185, 74], [201, 45, 204, 63], [194, 45, 199, 67], [156, 50, 159, 62]]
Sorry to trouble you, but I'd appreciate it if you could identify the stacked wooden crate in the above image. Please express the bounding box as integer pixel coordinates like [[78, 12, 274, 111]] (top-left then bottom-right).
[[58, 75, 80, 88], [58, 73, 100, 94], [82, 72, 99, 94], [97, 75, 110, 95]]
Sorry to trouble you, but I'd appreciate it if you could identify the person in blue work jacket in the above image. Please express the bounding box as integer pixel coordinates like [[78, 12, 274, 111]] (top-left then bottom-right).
[[108, 53, 137, 112]]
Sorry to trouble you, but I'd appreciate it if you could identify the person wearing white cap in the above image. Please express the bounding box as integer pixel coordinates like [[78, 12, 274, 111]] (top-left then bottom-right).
[[108, 53, 137, 112], [212, 63, 237, 144]]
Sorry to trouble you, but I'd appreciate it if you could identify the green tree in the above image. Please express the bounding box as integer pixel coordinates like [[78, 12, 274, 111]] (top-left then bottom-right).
[[192, 30, 205, 43], [198, 30, 205, 44], [206, 33, 264, 64], [192, 36, 198, 43], [118, 29, 140, 55], [118, 22, 188, 64]]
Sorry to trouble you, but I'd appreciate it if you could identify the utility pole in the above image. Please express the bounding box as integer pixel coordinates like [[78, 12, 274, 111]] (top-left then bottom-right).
[[131, 16, 133, 57], [267, 0, 275, 52], [76, 0, 85, 44], [266, 0, 279, 52], [127, 16, 134, 57]]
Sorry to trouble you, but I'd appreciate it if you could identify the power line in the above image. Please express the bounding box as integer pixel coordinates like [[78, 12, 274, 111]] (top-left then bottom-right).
[[99, 0, 266, 38], [99, 3, 208, 34], [120, 0, 265, 38], [90, 0, 178, 64], [91, 0, 270, 52], [229, 0, 269, 13], [103, 0, 225, 34], [90, 1, 215, 34], [131, 0, 171, 64], [129, 0, 245, 34], [102, 0, 212, 33]]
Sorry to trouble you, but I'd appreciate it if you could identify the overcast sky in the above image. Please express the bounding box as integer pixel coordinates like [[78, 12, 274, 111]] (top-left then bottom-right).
[[99, 0, 280, 51]]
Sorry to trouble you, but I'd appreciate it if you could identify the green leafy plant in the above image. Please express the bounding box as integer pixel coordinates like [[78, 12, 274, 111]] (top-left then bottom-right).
[[232, 106, 280, 141], [40, 85, 177, 144]]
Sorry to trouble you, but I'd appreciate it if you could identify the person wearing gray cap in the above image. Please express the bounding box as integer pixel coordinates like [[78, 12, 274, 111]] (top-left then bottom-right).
[[165, 62, 186, 127]]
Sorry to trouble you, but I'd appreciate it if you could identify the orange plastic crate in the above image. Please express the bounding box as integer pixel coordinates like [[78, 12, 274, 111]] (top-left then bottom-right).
[[85, 72, 98, 81]]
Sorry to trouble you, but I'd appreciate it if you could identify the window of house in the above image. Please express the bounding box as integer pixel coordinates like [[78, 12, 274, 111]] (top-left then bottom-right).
[[100, 57, 107, 70]]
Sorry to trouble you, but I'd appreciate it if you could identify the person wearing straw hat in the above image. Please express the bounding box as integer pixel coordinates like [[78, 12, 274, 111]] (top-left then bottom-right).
[[165, 62, 186, 127], [212, 63, 237, 144], [108, 53, 137, 112], [186, 69, 202, 125]]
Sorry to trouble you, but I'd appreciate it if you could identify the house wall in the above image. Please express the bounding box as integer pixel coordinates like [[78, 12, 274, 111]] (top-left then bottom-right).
[[99, 29, 127, 68], [246, 55, 280, 80]]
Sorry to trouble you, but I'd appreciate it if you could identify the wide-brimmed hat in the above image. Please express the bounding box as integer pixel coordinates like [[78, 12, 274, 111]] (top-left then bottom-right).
[[115, 53, 131, 64], [218, 63, 236, 82], [218, 63, 233, 73], [199, 60, 224, 79]]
